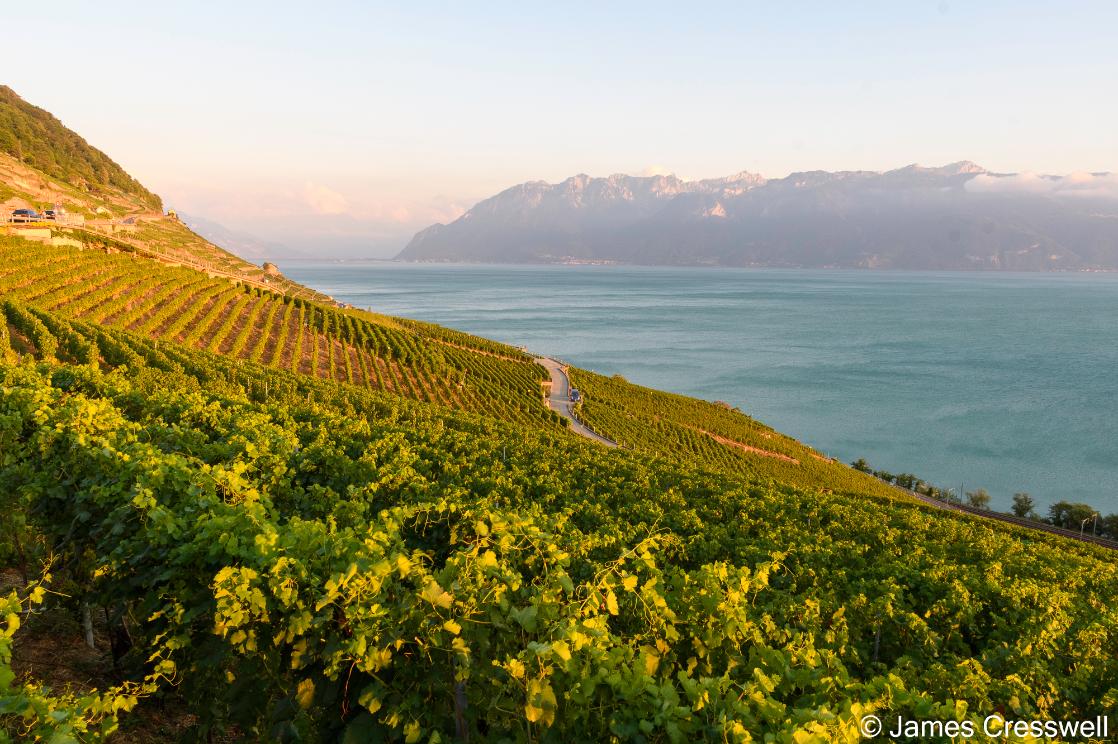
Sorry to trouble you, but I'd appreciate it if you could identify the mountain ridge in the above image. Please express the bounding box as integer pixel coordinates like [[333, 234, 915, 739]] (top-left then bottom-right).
[[399, 162, 1118, 269]]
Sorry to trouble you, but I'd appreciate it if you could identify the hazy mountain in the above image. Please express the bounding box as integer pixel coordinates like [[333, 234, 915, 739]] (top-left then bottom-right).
[[178, 212, 299, 260], [398, 163, 1118, 270]]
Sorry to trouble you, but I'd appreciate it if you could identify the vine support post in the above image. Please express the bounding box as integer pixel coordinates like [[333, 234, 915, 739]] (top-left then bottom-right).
[[453, 680, 469, 741], [81, 601, 96, 650]]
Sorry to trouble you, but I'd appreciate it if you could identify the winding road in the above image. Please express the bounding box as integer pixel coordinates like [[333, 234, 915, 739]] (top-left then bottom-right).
[[536, 357, 617, 447]]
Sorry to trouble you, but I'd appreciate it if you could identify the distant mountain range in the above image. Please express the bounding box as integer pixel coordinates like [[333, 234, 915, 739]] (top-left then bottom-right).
[[178, 212, 296, 261], [397, 163, 1118, 270]]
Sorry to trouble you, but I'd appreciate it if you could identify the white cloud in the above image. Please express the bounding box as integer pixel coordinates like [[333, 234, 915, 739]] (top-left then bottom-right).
[[965, 171, 1118, 199], [641, 165, 675, 177], [302, 182, 349, 214]]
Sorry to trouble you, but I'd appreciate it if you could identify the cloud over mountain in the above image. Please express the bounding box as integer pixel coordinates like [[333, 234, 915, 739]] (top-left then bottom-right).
[[303, 182, 349, 215], [965, 171, 1118, 199]]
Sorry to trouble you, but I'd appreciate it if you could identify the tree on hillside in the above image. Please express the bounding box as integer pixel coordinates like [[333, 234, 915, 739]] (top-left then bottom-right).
[[966, 488, 991, 510], [1011, 492, 1036, 519], [1101, 513, 1118, 540], [851, 458, 871, 473], [1047, 501, 1097, 530], [895, 473, 919, 490]]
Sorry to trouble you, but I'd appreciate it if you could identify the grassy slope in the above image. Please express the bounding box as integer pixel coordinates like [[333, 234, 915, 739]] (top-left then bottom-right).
[[0, 150, 323, 299], [0, 83, 316, 297]]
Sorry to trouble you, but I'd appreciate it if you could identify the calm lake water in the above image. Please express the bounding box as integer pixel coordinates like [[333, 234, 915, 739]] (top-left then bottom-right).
[[282, 262, 1118, 514]]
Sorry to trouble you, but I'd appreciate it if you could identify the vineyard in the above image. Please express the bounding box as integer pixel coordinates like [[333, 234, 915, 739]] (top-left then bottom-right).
[[568, 368, 903, 499], [2, 303, 1116, 741], [68, 220, 325, 302], [0, 237, 556, 430], [0, 233, 913, 499]]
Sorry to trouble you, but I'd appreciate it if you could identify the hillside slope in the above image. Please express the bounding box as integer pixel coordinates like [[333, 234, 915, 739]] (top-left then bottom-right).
[[0, 85, 323, 297], [0, 236, 557, 430], [0, 148, 325, 298], [0, 85, 160, 211]]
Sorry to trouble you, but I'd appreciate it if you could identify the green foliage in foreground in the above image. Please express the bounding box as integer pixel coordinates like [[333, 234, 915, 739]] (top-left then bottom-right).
[[2, 342, 1116, 741], [1, 581, 156, 743]]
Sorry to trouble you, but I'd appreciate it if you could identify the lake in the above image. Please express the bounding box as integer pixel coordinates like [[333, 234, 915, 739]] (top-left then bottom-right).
[[282, 262, 1118, 514]]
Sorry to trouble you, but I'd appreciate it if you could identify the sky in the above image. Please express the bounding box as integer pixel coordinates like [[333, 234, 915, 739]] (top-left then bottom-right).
[[3, 0, 1117, 258]]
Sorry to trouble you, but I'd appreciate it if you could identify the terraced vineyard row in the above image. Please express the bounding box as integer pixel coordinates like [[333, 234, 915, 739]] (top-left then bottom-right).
[[65, 223, 331, 301], [0, 237, 557, 428], [0, 298, 560, 436], [397, 316, 536, 361], [568, 367, 902, 498]]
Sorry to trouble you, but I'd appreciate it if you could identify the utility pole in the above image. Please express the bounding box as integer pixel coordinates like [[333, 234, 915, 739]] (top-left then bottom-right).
[[1084, 512, 1099, 537]]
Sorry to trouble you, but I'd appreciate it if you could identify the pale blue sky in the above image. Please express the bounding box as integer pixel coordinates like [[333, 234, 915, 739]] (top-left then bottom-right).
[[3, 1, 1116, 256]]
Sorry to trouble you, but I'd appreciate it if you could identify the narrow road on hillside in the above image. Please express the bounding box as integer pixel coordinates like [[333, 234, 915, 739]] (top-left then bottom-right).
[[536, 357, 618, 447]]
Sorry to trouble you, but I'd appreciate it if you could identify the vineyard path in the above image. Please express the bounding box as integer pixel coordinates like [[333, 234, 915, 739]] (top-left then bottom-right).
[[536, 357, 618, 448]]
